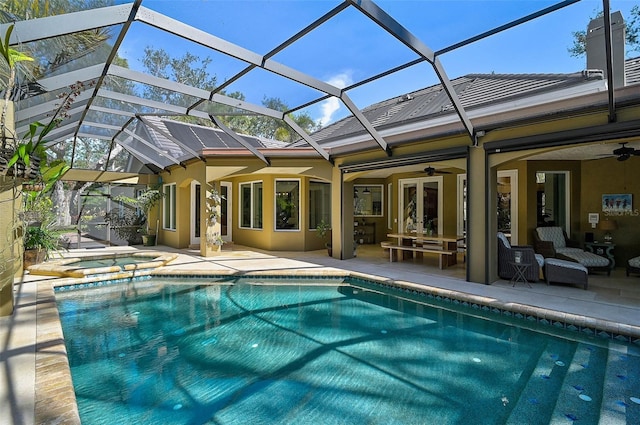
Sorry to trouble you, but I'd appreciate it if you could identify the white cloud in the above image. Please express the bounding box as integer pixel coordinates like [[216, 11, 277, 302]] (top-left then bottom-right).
[[318, 72, 353, 127]]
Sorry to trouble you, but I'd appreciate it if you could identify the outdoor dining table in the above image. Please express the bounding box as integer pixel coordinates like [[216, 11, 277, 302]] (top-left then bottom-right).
[[385, 233, 465, 267]]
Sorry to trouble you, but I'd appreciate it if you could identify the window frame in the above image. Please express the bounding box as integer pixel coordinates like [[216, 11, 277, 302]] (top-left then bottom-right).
[[162, 183, 176, 231], [275, 178, 301, 232], [239, 181, 263, 230]]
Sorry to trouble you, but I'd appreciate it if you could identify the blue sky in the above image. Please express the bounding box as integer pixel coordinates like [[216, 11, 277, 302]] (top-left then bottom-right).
[[116, 0, 639, 125]]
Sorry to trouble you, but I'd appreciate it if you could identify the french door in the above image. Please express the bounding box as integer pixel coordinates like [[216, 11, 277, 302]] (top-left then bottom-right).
[[398, 177, 443, 235]]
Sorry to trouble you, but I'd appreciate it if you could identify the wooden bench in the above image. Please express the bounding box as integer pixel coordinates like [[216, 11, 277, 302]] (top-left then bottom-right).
[[386, 244, 458, 269]]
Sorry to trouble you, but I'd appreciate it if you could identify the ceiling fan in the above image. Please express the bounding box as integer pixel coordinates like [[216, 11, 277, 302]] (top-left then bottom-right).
[[423, 166, 452, 176], [609, 142, 640, 161]]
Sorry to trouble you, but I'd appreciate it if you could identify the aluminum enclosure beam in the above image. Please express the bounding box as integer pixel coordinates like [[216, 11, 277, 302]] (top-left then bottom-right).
[[208, 115, 270, 165], [1, 3, 136, 44], [135, 5, 386, 155], [348, 0, 475, 143], [122, 128, 181, 167], [139, 116, 205, 162]]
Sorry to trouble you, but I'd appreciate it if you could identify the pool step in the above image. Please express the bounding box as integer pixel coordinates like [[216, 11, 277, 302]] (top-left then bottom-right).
[[506, 339, 576, 425], [507, 339, 640, 425], [597, 342, 640, 424], [546, 342, 607, 424]]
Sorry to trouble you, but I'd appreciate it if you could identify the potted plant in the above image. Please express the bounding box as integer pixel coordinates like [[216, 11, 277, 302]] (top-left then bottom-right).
[[316, 219, 332, 256], [23, 224, 61, 268], [424, 219, 434, 236], [206, 230, 225, 251]]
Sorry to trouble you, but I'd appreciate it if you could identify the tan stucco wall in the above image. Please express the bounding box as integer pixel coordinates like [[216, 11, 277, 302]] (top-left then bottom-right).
[[159, 157, 333, 253], [580, 157, 640, 266], [157, 163, 205, 249], [0, 101, 17, 316]]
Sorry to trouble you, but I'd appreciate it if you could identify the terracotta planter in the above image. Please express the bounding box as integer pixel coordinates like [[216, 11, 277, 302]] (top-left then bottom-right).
[[22, 183, 44, 192], [23, 248, 45, 270]]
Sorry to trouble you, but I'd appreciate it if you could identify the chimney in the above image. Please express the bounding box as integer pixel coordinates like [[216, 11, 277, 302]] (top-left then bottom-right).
[[586, 10, 625, 88]]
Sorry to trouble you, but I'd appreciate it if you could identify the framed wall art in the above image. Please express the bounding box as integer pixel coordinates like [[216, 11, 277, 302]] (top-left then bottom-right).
[[602, 194, 632, 212]]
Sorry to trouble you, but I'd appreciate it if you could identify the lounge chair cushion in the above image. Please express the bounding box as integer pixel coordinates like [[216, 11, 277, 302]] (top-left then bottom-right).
[[629, 256, 640, 268], [536, 227, 566, 249], [545, 258, 588, 290], [497, 232, 511, 249], [559, 251, 609, 268], [497, 232, 544, 267]]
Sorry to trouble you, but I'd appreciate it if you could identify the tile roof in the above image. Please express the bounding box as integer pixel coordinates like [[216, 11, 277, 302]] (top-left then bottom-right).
[[308, 57, 640, 145]]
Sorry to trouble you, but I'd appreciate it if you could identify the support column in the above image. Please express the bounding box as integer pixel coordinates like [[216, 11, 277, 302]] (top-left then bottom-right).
[[202, 167, 222, 257], [467, 146, 493, 284], [331, 167, 356, 259], [0, 101, 17, 316], [0, 181, 16, 315]]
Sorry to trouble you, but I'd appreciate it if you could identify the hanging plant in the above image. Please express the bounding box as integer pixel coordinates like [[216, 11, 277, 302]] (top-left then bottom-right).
[[206, 230, 224, 247], [1, 24, 34, 151], [206, 184, 224, 225]]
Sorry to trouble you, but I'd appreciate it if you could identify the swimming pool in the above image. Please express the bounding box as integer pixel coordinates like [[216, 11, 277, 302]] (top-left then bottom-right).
[[55, 277, 640, 424]]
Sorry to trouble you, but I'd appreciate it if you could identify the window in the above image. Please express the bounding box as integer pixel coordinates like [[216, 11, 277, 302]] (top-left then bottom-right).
[[275, 179, 300, 230], [240, 181, 262, 229], [309, 181, 331, 230], [163, 183, 176, 230], [354, 184, 383, 217]]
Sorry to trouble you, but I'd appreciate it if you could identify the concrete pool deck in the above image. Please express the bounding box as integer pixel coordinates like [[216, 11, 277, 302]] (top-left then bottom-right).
[[2, 244, 640, 424]]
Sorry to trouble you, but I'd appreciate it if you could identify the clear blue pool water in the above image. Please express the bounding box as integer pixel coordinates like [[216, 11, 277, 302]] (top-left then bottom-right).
[[55, 278, 640, 425]]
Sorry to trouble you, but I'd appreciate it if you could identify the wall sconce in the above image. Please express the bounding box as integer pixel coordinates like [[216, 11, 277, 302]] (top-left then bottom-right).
[[354, 188, 358, 199]]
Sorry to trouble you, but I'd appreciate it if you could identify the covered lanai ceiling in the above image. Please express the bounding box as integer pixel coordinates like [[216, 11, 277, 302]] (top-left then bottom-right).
[[1, 0, 631, 181]]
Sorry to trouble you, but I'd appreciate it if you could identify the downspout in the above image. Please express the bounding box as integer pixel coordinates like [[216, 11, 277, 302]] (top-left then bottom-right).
[[602, 0, 616, 122]]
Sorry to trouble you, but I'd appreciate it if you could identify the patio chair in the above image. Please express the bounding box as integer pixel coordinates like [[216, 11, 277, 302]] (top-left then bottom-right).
[[533, 227, 610, 275], [497, 232, 544, 282], [627, 256, 640, 277]]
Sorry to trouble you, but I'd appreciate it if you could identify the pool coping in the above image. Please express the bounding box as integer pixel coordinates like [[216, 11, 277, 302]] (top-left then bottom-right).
[[35, 268, 640, 424]]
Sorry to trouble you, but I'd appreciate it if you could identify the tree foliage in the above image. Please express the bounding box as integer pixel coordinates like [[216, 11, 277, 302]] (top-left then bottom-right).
[[140, 46, 322, 143], [569, 5, 640, 58]]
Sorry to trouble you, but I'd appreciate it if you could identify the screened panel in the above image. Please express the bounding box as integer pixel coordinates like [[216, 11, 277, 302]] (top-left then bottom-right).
[[104, 75, 202, 108], [70, 137, 112, 170]]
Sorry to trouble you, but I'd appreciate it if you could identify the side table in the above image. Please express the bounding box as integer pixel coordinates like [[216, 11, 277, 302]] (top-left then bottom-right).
[[584, 242, 615, 270], [509, 262, 532, 287]]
